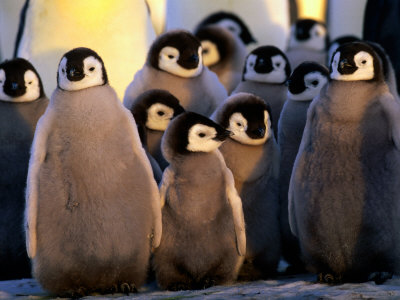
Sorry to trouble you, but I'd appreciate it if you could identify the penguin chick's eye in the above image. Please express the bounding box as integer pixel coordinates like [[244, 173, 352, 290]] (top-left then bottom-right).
[[168, 55, 174, 59], [361, 60, 367, 65], [312, 80, 318, 86], [198, 132, 206, 138], [202, 48, 209, 55], [275, 62, 281, 67], [28, 81, 33, 85], [157, 111, 165, 116], [236, 122, 242, 127], [62, 69, 65, 74], [89, 67, 95, 71]]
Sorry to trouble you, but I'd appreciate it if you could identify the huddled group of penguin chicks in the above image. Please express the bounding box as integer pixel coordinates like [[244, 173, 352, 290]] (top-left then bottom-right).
[[1, 10, 400, 297]]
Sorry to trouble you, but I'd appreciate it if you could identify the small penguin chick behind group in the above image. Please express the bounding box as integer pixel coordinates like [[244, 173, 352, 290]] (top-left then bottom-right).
[[286, 19, 329, 69], [25, 47, 162, 297], [194, 11, 257, 46], [212, 92, 281, 280], [194, 24, 248, 94], [123, 29, 227, 117], [0, 58, 48, 280], [232, 45, 291, 138], [130, 89, 185, 171], [277, 61, 329, 274], [289, 42, 400, 284], [153, 111, 246, 291]]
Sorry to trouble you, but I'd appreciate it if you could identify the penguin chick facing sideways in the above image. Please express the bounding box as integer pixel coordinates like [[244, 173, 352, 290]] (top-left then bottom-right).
[[123, 30, 227, 117], [130, 89, 185, 170], [233, 45, 291, 138], [289, 42, 400, 284], [212, 92, 280, 280], [277, 62, 329, 274], [153, 112, 246, 291], [286, 19, 329, 69], [194, 25, 247, 94], [0, 58, 48, 280], [25, 47, 162, 297]]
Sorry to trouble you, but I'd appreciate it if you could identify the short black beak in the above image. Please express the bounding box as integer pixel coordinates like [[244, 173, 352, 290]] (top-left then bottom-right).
[[248, 127, 265, 139], [4, 81, 26, 97], [214, 129, 232, 141], [296, 27, 309, 41], [338, 58, 357, 75], [67, 67, 85, 81]]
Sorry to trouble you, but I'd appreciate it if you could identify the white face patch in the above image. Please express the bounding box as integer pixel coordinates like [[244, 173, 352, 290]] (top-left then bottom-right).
[[58, 56, 104, 91], [187, 123, 222, 152], [327, 42, 339, 66], [228, 111, 271, 145], [201, 40, 220, 66], [216, 19, 241, 37], [146, 103, 175, 131], [0, 69, 40, 102], [330, 51, 375, 81], [288, 72, 328, 101], [289, 23, 326, 51], [244, 54, 287, 84], [158, 46, 203, 78]]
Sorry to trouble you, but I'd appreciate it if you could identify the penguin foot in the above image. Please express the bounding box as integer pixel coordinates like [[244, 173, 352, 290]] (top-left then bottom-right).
[[368, 272, 393, 284], [119, 282, 137, 295], [317, 272, 342, 284]]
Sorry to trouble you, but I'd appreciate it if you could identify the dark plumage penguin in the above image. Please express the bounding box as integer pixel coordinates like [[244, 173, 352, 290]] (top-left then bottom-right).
[[153, 112, 246, 290], [213, 93, 281, 280], [123, 30, 227, 117], [25, 47, 162, 296], [0, 58, 48, 280], [277, 62, 329, 274], [289, 42, 400, 284]]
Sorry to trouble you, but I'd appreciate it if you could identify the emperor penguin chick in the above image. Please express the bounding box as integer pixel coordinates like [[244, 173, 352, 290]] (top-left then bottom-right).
[[130, 89, 185, 170], [123, 30, 227, 117], [0, 58, 48, 280], [277, 62, 329, 274], [289, 42, 400, 284], [233, 45, 291, 137], [153, 112, 246, 290], [213, 92, 281, 280], [194, 25, 248, 94], [25, 47, 162, 296], [286, 19, 329, 69]]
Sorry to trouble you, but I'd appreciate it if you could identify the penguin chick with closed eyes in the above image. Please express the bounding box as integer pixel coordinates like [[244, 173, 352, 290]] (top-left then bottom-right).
[[213, 92, 280, 280], [123, 30, 227, 117], [153, 111, 246, 290], [286, 19, 329, 69], [195, 25, 248, 94], [233, 45, 291, 138], [130, 89, 185, 171], [277, 62, 329, 274]]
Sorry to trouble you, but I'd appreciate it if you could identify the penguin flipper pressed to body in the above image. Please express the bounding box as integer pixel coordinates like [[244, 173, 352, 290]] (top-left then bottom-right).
[[378, 92, 400, 149]]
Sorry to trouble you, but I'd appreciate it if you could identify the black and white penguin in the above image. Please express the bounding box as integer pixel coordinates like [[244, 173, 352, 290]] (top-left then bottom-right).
[[123, 30, 227, 117], [0, 58, 48, 280], [25, 47, 162, 296], [213, 92, 281, 280], [130, 89, 185, 170], [289, 42, 400, 284], [286, 18, 329, 69], [194, 11, 256, 46], [194, 24, 247, 94], [153, 111, 246, 290], [277, 61, 329, 274], [233, 45, 291, 137]]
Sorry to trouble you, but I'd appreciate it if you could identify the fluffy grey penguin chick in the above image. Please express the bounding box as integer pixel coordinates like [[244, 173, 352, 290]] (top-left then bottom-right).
[[277, 62, 329, 274], [123, 30, 227, 117], [213, 92, 280, 280], [194, 11, 257, 46], [289, 42, 400, 284], [0, 58, 48, 280], [153, 111, 246, 290], [130, 89, 185, 171], [233, 45, 291, 138], [194, 25, 248, 94], [286, 19, 329, 69], [25, 47, 162, 297]]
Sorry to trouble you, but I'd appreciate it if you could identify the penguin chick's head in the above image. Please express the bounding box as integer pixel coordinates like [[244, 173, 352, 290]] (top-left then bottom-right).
[[289, 18, 328, 51], [287, 62, 329, 101], [194, 11, 256, 45], [0, 58, 44, 102], [57, 47, 108, 91], [148, 30, 203, 78], [215, 92, 272, 145], [327, 35, 360, 66], [194, 25, 234, 67], [330, 42, 383, 82], [162, 111, 231, 156], [243, 46, 291, 84], [130, 89, 185, 131]]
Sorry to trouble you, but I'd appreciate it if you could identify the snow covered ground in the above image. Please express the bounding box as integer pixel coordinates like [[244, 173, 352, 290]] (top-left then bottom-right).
[[2, 274, 400, 299]]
